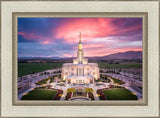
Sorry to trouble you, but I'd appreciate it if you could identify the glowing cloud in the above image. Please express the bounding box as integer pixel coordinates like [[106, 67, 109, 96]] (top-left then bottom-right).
[[18, 18, 142, 57], [53, 18, 117, 43]]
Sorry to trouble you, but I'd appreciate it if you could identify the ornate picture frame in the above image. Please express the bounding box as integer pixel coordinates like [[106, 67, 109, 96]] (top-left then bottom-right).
[[1, 0, 159, 117]]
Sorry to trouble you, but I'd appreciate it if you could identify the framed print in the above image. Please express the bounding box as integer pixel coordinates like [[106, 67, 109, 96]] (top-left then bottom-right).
[[1, 0, 160, 118], [13, 12, 147, 106]]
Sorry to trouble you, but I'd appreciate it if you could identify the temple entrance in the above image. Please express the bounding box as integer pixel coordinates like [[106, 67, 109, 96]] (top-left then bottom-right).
[[68, 79, 71, 84], [90, 79, 93, 84], [66, 77, 95, 85], [76, 79, 84, 84], [79, 80, 82, 83]]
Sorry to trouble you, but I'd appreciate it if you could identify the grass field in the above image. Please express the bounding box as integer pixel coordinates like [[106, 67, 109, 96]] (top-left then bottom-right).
[[18, 61, 141, 77], [21, 90, 57, 100], [18, 63, 62, 77], [110, 77, 125, 85], [103, 88, 138, 100], [36, 78, 50, 85], [98, 62, 142, 69]]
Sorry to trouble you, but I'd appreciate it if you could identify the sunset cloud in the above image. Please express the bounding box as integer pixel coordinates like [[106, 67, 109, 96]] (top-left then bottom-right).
[[18, 18, 142, 57], [53, 18, 117, 43]]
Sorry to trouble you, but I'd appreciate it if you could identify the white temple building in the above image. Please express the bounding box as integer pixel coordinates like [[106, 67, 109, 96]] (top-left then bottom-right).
[[61, 32, 99, 84]]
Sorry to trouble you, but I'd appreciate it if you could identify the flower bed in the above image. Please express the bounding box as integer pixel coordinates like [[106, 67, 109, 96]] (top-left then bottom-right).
[[65, 92, 72, 100], [97, 89, 106, 100], [88, 92, 94, 100], [53, 90, 63, 100]]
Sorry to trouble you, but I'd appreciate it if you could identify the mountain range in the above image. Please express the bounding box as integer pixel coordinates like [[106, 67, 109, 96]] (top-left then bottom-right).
[[100, 51, 142, 60], [19, 51, 142, 60]]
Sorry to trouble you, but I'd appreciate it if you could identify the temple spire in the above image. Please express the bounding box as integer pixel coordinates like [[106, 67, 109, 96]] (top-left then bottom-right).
[[79, 32, 82, 44], [78, 32, 83, 51]]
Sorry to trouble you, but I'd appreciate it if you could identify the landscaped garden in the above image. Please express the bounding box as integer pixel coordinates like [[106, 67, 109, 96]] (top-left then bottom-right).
[[97, 89, 106, 100], [88, 92, 95, 100], [109, 85, 125, 89], [21, 89, 57, 100], [53, 89, 63, 100], [65, 92, 72, 100], [110, 76, 125, 85], [100, 74, 111, 83], [102, 88, 137, 100], [34, 86, 48, 89], [35, 78, 50, 85]]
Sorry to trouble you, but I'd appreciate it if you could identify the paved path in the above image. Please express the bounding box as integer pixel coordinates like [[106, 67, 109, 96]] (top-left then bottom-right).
[[18, 84, 36, 100], [111, 84, 142, 100], [60, 89, 67, 100], [102, 73, 142, 100], [18, 73, 60, 88], [92, 89, 100, 101], [18, 71, 142, 101], [126, 86, 142, 100], [101, 73, 114, 84], [18, 73, 60, 99]]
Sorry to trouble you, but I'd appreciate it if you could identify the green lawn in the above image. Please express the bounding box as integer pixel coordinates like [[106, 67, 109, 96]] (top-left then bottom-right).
[[110, 77, 125, 85], [18, 62, 141, 77], [103, 88, 137, 100], [18, 63, 62, 77], [21, 90, 57, 100], [36, 78, 50, 85], [98, 62, 142, 69]]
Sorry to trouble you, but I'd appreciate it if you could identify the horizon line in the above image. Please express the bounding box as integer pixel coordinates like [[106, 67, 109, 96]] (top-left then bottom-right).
[[18, 50, 142, 58]]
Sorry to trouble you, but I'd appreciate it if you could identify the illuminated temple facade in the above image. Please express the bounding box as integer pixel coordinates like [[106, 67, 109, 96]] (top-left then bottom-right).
[[61, 33, 99, 84]]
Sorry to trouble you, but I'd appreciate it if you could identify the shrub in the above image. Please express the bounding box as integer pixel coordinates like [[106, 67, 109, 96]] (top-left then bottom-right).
[[97, 89, 106, 100], [88, 92, 94, 100]]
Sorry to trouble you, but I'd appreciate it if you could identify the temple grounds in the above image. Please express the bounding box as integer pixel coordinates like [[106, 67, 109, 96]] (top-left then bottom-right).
[[18, 60, 142, 101], [103, 88, 138, 100], [21, 89, 57, 100]]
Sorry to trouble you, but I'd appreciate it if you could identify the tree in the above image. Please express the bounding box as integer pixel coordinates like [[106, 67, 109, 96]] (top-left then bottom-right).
[[67, 88, 75, 94]]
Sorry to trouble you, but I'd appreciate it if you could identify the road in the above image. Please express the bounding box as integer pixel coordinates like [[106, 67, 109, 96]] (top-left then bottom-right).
[[18, 71, 142, 101], [18, 73, 60, 100]]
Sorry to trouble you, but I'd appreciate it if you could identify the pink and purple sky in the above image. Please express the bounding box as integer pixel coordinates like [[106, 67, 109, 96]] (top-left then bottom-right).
[[18, 18, 142, 58]]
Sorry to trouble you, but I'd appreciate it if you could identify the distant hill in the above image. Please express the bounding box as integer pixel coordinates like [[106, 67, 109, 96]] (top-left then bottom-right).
[[101, 51, 142, 60], [18, 56, 61, 59], [18, 51, 142, 60]]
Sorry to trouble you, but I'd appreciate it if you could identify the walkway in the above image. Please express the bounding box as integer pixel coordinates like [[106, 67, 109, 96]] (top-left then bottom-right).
[[60, 88, 68, 100], [92, 89, 100, 101], [102, 73, 142, 100], [18, 84, 36, 100], [126, 86, 142, 100], [18, 73, 60, 99], [111, 84, 142, 100]]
